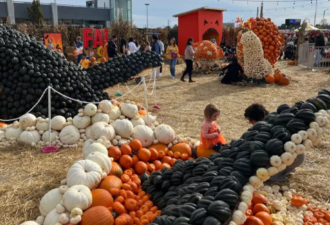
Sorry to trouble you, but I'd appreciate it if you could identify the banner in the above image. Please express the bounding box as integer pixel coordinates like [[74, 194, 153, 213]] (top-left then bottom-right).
[[82, 28, 109, 61], [43, 33, 63, 53]]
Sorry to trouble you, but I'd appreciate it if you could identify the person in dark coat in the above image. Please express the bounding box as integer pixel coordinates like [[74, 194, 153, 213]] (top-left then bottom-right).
[[107, 35, 118, 58], [220, 57, 244, 84], [119, 38, 127, 55], [314, 32, 325, 66]]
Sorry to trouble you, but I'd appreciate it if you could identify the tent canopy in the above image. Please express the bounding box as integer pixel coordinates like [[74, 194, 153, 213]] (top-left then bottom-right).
[[295, 24, 319, 32]]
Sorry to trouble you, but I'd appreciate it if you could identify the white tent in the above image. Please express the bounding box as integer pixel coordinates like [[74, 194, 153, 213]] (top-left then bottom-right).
[[295, 24, 319, 32]]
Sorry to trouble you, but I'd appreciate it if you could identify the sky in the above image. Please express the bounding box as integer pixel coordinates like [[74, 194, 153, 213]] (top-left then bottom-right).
[[25, 0, 330, 27]]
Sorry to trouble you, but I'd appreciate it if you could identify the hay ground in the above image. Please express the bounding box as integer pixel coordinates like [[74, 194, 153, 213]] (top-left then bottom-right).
[[1, 61, 330, 224]]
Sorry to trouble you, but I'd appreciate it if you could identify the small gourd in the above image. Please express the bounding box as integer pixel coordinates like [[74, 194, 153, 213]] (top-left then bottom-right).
[[315, 116, 326, 127], [281, 152, 293, 165], [277, 163, 287, 172], [241, 191, 253, 204], [249, 176, 262, 189], [267, 167, 278, 176], [298, 131, 308, 141], [270, 155, 282, 167], [256, 168, 269, 181], [291, 134, 302, 144], [84, 103, 98, 116], [284, 141, 296, 153], [238, 202, 248, 214], [232, 210, 244, 225], [296, 144, 305, 155]]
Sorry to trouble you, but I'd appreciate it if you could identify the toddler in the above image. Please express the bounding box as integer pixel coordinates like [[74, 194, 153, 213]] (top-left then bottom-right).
[[200, 104, 226, 151]]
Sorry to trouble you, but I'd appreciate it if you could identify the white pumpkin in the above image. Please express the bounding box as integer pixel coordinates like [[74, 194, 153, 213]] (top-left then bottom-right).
[[256, 168, 269, 181], [142, 114, 156, 125], [42, 131, 59, 142], [59, 125, 80, 144], [307, 128, 318, 140], [36, 119, 49, 131], [19, 221, 39, 225], [19, 130, 41, 144], [83, 142, 108, 157], [277, 163, 286, 172], [291, 134, 302, 144], [66, 160, 103, 189], [5, 127, 22, 139], [281, 152, 293, 165], [109, 106, 121, 120], [84, 103, 97, 116], [249, 176, 262, 189], [112, 119, 133, 138], [296, 144, 305, 155], [44, 208, 69, 225], [241, 191, 253, 204], [90, 122, 115, 140], [303, 139, 313, 150], [154, 124, 175, 145], [121, 103, 138, 119], [39, 188, 64, 216], [284, 141, 296, 153], [85, 126, 92, 139], [268, 167, 278, 176], [232, 210, 244, 225], [270, 155, 282, 167], [19, 113, 37, 131], [98, 100, 113, 113], [86, 151, 112, 176], [132, 125, 155, 147], [298, 131, 308, 141], [62, 185, 92, 211], [92, 113, 110, 124], [73, 116, 91, 129], [130, 118, 145, 127], [310, 121, 319, 130], [51, 116, 66, 131], [238, 202, 248, 214], [315, 116, 326, 127]]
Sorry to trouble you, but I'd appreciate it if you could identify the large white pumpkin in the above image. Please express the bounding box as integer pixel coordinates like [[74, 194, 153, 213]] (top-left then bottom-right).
[[59, 125, 80, 144], [51, 116, 66, 131], [39, 188, 64, 216], [112, 119, 133, 138], [130, 118, 145, 127], [73, 116, 91, 129], [66, 160, 103, 189], [109, 106, 121, 120], [44, 208, 69, 225], [42, 131, 59, 142], [84, 103, 97, 116], [121, 103, 138, 119], [19, 221, 39, 225], [19, 130, 41, 144], [85, 126, 92, 139], [36, 118, 49, 131], [98, 100, 113, 114], [90, 122, 115, 140], [83, 142, 108, 157], [62, 185, 92, 211], [154, 124, 175, 144], [19, 113, 37, 131], [132, 125, 155, 147], [5, 127, 22, 139], [92, 113, 110, 124], [86, 152, 112, 177], [142, 115, 156, 125]]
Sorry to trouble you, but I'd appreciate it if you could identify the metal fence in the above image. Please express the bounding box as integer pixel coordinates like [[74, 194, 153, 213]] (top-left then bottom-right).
[[298, 43, 330, 70]]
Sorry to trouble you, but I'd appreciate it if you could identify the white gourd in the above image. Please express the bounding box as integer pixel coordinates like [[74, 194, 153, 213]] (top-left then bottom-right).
[[62, 185, 92, 211], [268, 167, 278, 176], [39, 188, 64, 216], [19, 221, 39, 225], [90, 122, 115, 140], [242, 184, 254, 193], [284, 141, 296, 153], [298, 131, 308, 141], [73, 116, 91, 129], [59, 213, 70, 224], [92, 113, 110, 124], [154, 124, 175, 145], [315, 116, 326, 127], [249, 176, 262, 189], [19, 130, 41, 144], [84, 103, 97, 116], [71, 208, 83, 216], [130, 118, 145, 127], [19, 113, 37, 131], [36, 119, 49, 131], [232, 210, 244, 225], [296, 144, 305, 155], [112, 119, 133, 138], [238, 202, 248, 214], [83, 142, 108, 157], [86, 152, 112, 176], [303, 139, 313, 150], [66, 160, 103, 189], [44, 208, 69, 225], [121, 103, 138, 119], [309, 122, 319, 130], [5, 127, 22, 139], [109, 106, 121, 120], [59, 125, 80, 144], [270, 155, 282, 167], [281, 152, 293, 165], [85, 126, 92, 139], [241, 191, 253, 204], [98, 100, 113, 114], [291, 134, 302, 144], [42, 131, 59, 142], [277, 163, 287, 172], [307, 128, 318, 140], [51, 116, 66, 131], [256, 168, 269, 181], [142, 114, 156, 125], [132, 125, 155, 147]]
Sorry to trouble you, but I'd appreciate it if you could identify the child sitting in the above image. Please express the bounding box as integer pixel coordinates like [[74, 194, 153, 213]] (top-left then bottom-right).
[[79, 53, 90, 69], [200, 104, 226, 152]]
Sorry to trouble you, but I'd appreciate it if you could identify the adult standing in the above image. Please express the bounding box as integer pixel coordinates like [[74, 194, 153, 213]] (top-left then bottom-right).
[[157, 38, 165, 76], [144, 41, 151, 52], [314, 31, 325, 66], [151, 35, 161, 78], [76, 36, 84, 66], [107, 35, 118, 58], [128, 37, 140, 53], [244, 104, 305, 182], [165, 38, 179, 79], [119, 38, 127, 56], [180, 38, 195, 83]]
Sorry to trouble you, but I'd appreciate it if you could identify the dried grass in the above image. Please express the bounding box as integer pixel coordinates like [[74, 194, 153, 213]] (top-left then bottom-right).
[[1, 61, 330, 224]]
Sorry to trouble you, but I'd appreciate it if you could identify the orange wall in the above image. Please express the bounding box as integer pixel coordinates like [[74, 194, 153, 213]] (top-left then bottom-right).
[[177, 11, 199, 55], [198, 10, 223, 44]]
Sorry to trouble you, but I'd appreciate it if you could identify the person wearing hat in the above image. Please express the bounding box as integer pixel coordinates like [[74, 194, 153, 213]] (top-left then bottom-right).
[[151, 35, 161, 78]]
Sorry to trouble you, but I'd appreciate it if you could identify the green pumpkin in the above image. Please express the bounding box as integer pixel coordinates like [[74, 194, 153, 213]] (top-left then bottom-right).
[[167, 196, 180, 205], [250, 150, 270, 167], [205, 187, 219, 197], [251, 121, 269, 131], [208, 200, 231, 222], [203, 216, 221, 225], [272, 128, 291, 143], [230, 170, 248, 185], [178, 194, 192, 205], [241, 130, 259, 141], [238, 141, 252, 152], [164, 191, 178, 202], [219, 166, 234, 176], [230, 139, 245, 148], [201, 171, 218, 183], [194, 182, 210, 194], [253, 131, 272, 143], [173, 217, 190, 225], [218, 158, 235, 168], [161, 180, 172, 192], [219, 148, 231, 157], [294, 101, 304, 109], [171, 171, 183, 186], [295, 109, 316, 125], [265, 139, 284, 156], [183, 160, 196, 173], [277, 104, 290, 114], [249, 141, 265, 152], [274, 113, 295, 126], [317, 94, 330, 109], [209, 153, 222, 161], [192, 164, 208, 176], [300, 102, 317, 112], [233, 158, 253, 176], [286, 119, 307, 134], [188, 193, 203, 205], [163, 169, 174, 180], [236, 151, 250, 160], [215, 188, 239, 209], [318, 89, 330, 96], [207, 165, 220, 172], [260, 124, 272, 132], [190, 208, 208, 225], [307, 98, 327, 110], [197, 196, 215, 210], [211, 175, 226, 187], [219, 176, 242, 193]]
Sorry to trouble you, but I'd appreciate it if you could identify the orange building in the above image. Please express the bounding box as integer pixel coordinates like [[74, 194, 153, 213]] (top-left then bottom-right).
[[173, 7, 226, 55]]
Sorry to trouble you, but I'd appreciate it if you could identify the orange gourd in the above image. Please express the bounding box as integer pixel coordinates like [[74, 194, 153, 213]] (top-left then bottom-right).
[[256, 212, 272, 225], [119, 155, 133, 169], [181, 153, 189, 160], [108, 146, 122, 161], [113, 202, 127, 215], [81, 206, 114, 225], [173, 152, 181, 159], [265, 75, 275, 83], [138, 148, 151, 162], [161, 156, 172, 164], [121, 174, 131, 183], [274, 72, 283, 83], [110, 188, 120, 197], [171, 143, 192, 157], [245, 216, 264, 225], [120, 144, 132, 155], [131, 155, 139, 167], [125, 198, 138, 211], [135, 161, 148, 175], [99, 175, 123, 191], [90, 189, 114, 208], [148, 144, 169, 152], [158, 151, 165, 159], [119, 190, 127, 199], [278, 76, 290, 86], [109, 162, 123, 178], [129, 139, 142, 151], [291, 195, 308, 207], [152, 160, 162, 170], [253, 203, 270, 214], [149, 148, 159, 161], [90, 57, 96, 62], [252, 194, 268, 205]]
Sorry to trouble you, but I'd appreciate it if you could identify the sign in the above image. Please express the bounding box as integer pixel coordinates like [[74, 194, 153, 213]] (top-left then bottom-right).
[[43, 33, 63, 53], [285, 19, 301, 26], [82, 28, 109, 49]]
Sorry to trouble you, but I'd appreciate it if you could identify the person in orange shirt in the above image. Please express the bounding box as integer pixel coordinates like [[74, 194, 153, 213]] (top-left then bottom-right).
[[79, 53, 90, 69]]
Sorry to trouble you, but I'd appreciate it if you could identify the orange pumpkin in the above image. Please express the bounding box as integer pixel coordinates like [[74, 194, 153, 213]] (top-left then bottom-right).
[[90, 189, 114, 208], [81, 206, 114, 225], [129, 139, 142, 151], [255, 212, 272, 225], [245, 216, 264, 225], [113, 202, 127, 215], [138, 148, 151, 162], [90, 57, 96, 62], [138, 108, 147, 116], [99, 175, 123, 191], [291, 195, 308, 207], [119, 155, 133, 169], [100, 57, 106, 62], [152, 160, 162, 170], [181, 153, 189, 160], [252, 194, 268, 205], [173, 152, 181, 159], [109, 162, 123, 178], [125, 198, 138, 211], [265, 75, 275, 83], [149, 148, 159, 161], [131, 155, 139, 167], [109, 188, 120, 197], [253, 203, 270, 214], [171, 143, 192, 157], [121, 174, 131, 183], [135, 161, 148, 175], [120, 144, 132, 155], [148, 144, 169, 153], [278, 76, 290, 86], [274, 72, 282, 83], [196, 144, 217, 158], [108, 146, 121, 161]]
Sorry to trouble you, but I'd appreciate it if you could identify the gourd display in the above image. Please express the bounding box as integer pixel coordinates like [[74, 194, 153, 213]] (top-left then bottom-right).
[[193, 40, 224, 60], [0, 25, 162, 119]]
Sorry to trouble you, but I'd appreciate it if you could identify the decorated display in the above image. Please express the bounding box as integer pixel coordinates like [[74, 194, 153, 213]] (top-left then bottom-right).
[[0, 25, 162, 120], [193, 41, 224, 61]]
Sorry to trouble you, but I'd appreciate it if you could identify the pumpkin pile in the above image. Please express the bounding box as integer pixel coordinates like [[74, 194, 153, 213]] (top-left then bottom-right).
[[193, 40, 224, 61], [265, 69, 290, 86], [0, 25, 162, 120]]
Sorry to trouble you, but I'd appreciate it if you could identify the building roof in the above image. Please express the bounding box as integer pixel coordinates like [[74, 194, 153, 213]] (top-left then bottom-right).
[[173, 7, 227, 17]]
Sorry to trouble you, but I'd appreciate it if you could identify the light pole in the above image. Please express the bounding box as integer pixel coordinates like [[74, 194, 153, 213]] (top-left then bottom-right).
[[324, 9, 329, 19], [145, 3, 149, 29], [314, 0, 318, 26]]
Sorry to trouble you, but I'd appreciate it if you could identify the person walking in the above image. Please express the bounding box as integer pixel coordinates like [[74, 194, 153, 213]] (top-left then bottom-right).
[[180, 38, 195, 83], [128, 37, 140, 53], [76, 36, 84, 66], [165, 38, 179, 79], [151, 35, 161, 78], [314, 31, 325, 67], [119, 38, 127, 56], [157, 38, 165, 76], [107, 35, 118, 58]]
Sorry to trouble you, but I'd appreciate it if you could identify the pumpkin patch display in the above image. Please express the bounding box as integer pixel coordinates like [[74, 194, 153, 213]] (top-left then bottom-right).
[[193, 40, 224, 61]]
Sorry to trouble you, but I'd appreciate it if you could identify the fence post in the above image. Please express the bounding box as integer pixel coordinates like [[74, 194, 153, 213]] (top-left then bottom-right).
[[48, 86, 52, 144], [142, 77, 150, 126]]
